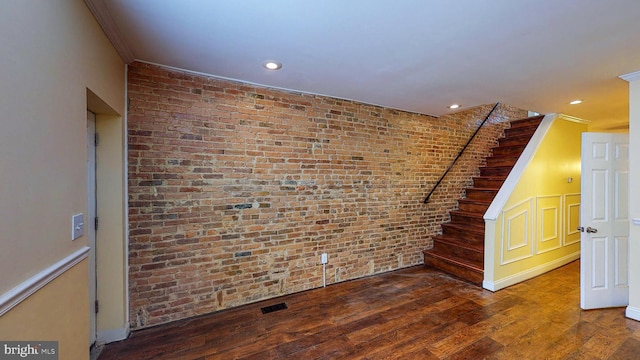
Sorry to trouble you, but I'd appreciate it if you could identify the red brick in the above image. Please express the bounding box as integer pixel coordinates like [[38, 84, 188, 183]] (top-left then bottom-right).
[[126, 61, 526, 329]]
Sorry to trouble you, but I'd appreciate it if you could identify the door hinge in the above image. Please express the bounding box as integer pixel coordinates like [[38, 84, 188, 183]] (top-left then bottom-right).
[[95, 300, 99, 314], [95, 217, 99, 231], [94, 133, 99, 146]]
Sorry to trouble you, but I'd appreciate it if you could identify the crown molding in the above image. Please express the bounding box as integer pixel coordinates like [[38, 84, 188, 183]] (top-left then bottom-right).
[[84, 0, 135, 64], [620, 70, 640, 82], [558, 113, 592, 124]]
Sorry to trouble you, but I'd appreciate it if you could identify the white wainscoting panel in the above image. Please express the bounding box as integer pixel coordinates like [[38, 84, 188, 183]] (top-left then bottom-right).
[[565, 193, 581, 246], [501, 198, 534, 265], [536, 195, 562, 254]]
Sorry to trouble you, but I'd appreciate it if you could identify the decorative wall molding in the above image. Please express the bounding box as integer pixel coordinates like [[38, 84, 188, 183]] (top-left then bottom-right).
[[483, 251, 580, 292], [501, 198, 534, 265], [565, 193, 581, 246], [536, 195, 562, 254], [558, 113, 592, 124], [0, 247, 90, 316], [619, 70, 640, 82], [84, 0, 135, 63]]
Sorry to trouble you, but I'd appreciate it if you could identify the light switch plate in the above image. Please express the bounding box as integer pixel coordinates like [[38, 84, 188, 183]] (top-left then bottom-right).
[[72, 213, 84, 240]]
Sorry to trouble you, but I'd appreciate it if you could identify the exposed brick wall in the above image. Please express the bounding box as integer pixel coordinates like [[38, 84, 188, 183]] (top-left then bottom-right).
[[127, 62, 527, 329]]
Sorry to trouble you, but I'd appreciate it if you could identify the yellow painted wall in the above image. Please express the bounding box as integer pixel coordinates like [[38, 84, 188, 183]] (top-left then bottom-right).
[[0, 0, 126, 355], [0, 261, 89, 360], [485, 117, 587, 288]]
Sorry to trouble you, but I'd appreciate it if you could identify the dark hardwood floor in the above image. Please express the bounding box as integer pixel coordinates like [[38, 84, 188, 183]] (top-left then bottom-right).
[[98, 261, 640, 359]]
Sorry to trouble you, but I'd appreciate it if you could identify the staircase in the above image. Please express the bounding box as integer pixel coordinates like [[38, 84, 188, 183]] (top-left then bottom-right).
[[423, 115, 544, 284]]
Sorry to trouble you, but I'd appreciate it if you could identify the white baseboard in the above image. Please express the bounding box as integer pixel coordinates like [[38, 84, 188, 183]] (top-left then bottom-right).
[[626, 306, 640, 322], [483, 251, 580, 291], [97, 324, 130, 344], [0, 247, 90, 316]]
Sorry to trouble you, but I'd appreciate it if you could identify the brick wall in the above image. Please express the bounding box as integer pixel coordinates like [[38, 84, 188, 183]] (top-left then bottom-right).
[[127, 62, 527, 329]]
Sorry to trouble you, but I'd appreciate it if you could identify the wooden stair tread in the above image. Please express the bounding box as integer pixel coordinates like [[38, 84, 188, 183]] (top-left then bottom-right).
[[467, 187, 499, 192], [487, 153, 519, 160], [509, 115, 544, 128], [473, 175, 507, 182], [505, 123, 541, 133], [450, 210, 486, 229], [424, 114, 542, 285], [433, 235, 484, 252], [450, 210, 485, 219], [465, 188, 499, 201], [492, 145, 526, 156], [424, 248, 483, 269], [481, 165, 513, 169], [499, 137, 535, 147], [504, 132, 537, 139], [442, 222, 484, 234], [423, 250, 484, 284], [480, 165, 514, 177], [459, 198, 492, 204]]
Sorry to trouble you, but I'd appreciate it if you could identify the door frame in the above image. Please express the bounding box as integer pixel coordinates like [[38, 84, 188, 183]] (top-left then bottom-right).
[[86, 88, 129, 343], [87, 110, 98, 345]]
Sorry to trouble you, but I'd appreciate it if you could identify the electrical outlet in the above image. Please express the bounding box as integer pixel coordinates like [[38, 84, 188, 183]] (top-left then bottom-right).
[[321, 253, 328, 264]]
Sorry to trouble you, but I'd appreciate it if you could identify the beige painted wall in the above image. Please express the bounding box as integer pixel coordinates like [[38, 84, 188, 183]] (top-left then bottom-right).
[[0, 0, 126, 354], [627, 79, 640, 318], [0, 261, 90, 359], [484, 116, 587, 290]]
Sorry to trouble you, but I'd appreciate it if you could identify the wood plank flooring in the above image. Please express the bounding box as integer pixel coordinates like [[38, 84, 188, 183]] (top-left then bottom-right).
[[98, 261, 640, 359]]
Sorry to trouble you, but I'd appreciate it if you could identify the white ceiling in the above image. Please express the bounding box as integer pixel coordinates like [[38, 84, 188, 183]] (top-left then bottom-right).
[[90, 0, 640, 129]]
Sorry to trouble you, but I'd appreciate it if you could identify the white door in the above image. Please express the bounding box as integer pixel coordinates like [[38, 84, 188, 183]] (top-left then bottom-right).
[[580, 132, 629, 309], [87, 111, 97, 345]]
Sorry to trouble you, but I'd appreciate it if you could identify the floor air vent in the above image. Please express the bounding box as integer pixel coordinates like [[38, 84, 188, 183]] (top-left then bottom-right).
[[261, 303, 287, 314]]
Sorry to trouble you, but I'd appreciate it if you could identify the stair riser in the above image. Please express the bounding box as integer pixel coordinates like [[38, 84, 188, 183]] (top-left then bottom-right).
[[441, 224, 484, 242], [458, 201, 490, 213], [492, 145, 526, 157], [504, 126, 538, 138], [473, 177, 505, 188], [450, 214, 485, 228], [433, 241, 484, 263], [466, 189, 498, 201], [509, 117, 544, 129], [423, 253, 483, 284], [499, 137, 532, 147], [485, 156, 518, 167], [480, 167, 511, 177]]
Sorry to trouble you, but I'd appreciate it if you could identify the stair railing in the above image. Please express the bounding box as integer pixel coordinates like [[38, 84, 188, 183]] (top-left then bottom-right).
[[423, 102, 500, 204]]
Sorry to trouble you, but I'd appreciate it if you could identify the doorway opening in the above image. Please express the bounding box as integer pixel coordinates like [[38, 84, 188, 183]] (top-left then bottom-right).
[[86, 89, 129, 346]]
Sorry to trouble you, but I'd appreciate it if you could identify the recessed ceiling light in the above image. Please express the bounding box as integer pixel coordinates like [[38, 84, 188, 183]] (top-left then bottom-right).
[[263, 61, 282, 70], [569, 99, 582, 105], [448, 104, 461, 109]]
